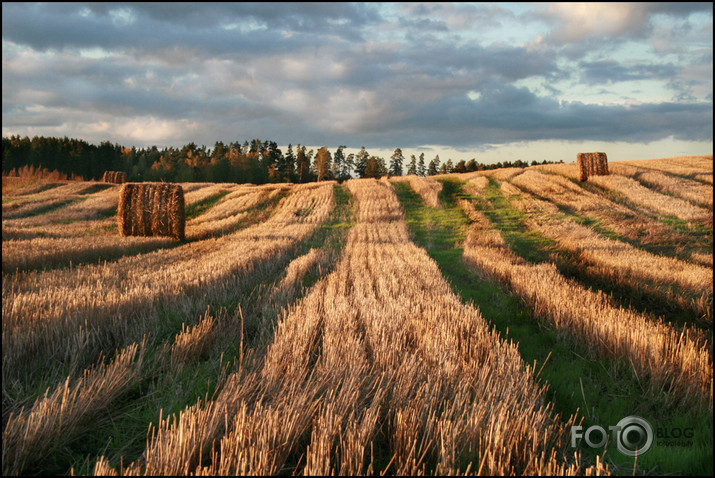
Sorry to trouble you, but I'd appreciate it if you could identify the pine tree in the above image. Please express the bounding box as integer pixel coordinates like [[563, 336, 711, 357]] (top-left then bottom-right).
[[296, 144, 310, 183], [389, 148, 404, 176], [407, 154, 417, 175], [344, 153, 355, 180], [427, 157, 439, 176], [284, 144, 296, 182], [332, 145, 345, 181], [418, 152, 426, 176], [354, 146, 369, 178]]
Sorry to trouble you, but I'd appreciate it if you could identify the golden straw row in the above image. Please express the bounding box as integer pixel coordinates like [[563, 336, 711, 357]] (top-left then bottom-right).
[[2, 182, 336, 392], [1, 183, 269, 272], [4, 235, 342, 477], [497, 180, 713, 296], [2, 182, 106, 220], [608, 163, 713, 208], [391, 174, 443, 208], [617, 155, 713, 182], [459, 198, 712, 410], [587, 174, 710, 223], [97, 178, 605, 476], [510, 169, 702, 250], [186, 183, 288, 239], [2, 341, 146, 476]]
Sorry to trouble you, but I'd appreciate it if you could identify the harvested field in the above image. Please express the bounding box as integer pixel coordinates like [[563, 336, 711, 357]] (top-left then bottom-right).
[[2, 155, 711, 476]]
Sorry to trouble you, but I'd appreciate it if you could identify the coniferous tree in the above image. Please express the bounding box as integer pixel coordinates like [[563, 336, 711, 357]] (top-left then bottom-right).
[[284, 144, 296, 182], [344, 153, 355, 181], [389, 148, 404, 177], [354, 146, 369, 178], [331, 146, 343, 181], [296, 144, 311, 183], [377, 156, 388, 177], [333, 145, 351, 182], [418, 152, 426, 176], [407, 154, 417, 175], [427, 157, 439, 176]]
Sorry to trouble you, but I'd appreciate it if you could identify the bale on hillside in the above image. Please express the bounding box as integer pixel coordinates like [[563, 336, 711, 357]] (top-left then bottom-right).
[[117, 183, 185, 240], [577, 152, 609, 182], [103, 171, 128, 184]]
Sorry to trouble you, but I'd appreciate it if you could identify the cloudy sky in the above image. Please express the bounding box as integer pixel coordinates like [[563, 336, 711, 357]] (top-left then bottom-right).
[[2, 2, 712, 163]]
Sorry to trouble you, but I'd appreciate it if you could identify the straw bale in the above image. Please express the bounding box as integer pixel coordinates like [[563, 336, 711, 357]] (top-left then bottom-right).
[[117, 183, 185, 240], [577, 152, 608, 181], [102, 171, 128, 184]]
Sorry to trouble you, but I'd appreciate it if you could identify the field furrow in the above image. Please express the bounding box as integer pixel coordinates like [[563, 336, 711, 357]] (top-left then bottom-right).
[[459, 200, 712, 410], [496, 179, 713, 320], [2, 182, 335, 395], [608, 163, 714, 208], [511, 169, 711, 258], [3, 154, 711, 476], [103, 178, 603, 476]]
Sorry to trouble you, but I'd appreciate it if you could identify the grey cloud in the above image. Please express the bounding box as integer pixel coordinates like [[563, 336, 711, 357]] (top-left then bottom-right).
[[1, 2, 378, 55], [578, 60, 680, 85], [344, 80, 712, 148]]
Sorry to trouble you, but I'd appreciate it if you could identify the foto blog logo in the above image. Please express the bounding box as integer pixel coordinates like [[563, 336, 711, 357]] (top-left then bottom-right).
[[571, 416, 654, 457]]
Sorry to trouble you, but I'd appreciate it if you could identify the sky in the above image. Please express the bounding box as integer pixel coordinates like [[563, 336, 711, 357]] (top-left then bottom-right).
[[2, 2, 713, 164]]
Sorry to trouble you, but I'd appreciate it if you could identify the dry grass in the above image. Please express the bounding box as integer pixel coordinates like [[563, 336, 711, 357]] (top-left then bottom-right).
[[618, 155, 713, 179], [499, 181, 713, 296], [608, 163, 713, 208], [1, 235, 177, 273], [2, 182, 106, 220], [480, 167, 525, 180], [588, 174, 711, 223], [2, 182, 335, 399], [98, 178, 605, 476], [2, 165, 83, 196], [186, 183, 287, 240], [459, 202, 712, 411], [7, 160, 708, 474], [169, 312, 216, 369], [510, 169, 701, 251], [3, 341, 145, 476], [395, 175, 443, 208]]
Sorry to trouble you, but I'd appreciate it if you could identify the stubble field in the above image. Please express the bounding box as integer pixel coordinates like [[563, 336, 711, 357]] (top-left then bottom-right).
[[2, 155, 712, 475]]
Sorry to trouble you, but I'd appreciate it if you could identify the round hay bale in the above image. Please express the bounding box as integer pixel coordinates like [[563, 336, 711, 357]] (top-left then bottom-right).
[[117, 183, 185, 240], [577, 152, 608, 181]]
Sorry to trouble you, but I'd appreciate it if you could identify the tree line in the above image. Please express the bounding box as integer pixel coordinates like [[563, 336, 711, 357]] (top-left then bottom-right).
[[2, 135, 562, 184]]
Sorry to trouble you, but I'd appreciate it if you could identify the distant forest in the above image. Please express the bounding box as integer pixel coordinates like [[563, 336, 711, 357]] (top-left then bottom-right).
[[2, 135, 562, 184]]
